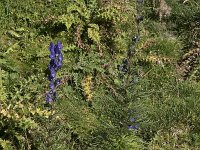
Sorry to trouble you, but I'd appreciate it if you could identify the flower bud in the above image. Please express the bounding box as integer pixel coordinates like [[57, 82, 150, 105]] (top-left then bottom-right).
[[57, 41, 63, 49]]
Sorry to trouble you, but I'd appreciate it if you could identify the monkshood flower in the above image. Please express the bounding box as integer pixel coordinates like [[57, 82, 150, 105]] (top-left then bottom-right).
[[130, 117, 135, 122], [46, 41, 63, 103], [128, 125, 139, 131], [55, 78, 61, 86]]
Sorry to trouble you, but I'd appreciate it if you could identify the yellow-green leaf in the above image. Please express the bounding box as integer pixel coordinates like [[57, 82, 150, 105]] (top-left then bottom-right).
[[88, 27, 100, 43]]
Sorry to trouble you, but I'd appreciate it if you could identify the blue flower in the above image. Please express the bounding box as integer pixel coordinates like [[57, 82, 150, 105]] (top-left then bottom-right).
[[49, 42, 55, 51], [48, 75, 53, 81], [49, 42, 55, 59], [58, 53, 63, 62], [128, 125, 139, 131], [133, 125, 139, 130], [49, 67, 56, 78], [49, 59, 56, 68], [46, 93, 53, 103], [54, 41, 62, 55], [128, 125, 133, 130], [57, 61, 62, 68], [55, 78, 61, 86], [49, 81, 55, 90], [57, 41, 63, 49], [130, 117, 135, 122]]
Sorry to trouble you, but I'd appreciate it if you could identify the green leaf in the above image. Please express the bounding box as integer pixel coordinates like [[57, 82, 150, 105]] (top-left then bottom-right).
[[88, 24, 100, 43], [0, 138, 14, 150], [6, 30, 21, 39], [58, 14, 75, 30]]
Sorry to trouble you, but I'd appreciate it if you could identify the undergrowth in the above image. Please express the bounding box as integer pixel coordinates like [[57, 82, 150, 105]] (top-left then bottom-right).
[[0, 0, 200, 149]]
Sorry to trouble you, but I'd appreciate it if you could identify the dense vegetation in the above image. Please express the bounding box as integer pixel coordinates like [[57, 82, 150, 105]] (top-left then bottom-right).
[[0, 0, 199, 149]]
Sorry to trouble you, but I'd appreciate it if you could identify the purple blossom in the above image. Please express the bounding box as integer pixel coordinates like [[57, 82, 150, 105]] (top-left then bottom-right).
[[46, 93, 53, 103], [49, 67, 56, 78], [128, 125, 139, 131], [49, 42, 55, 51], [55, 78, 61, 86], [128, 125, 133, 130], [54, 42, 62, 55], [46, 41, 63, 103], [49, 42, 55, 59], [57, 41, 63, 49], [48, 74, 54, 81], [130, 117, 135, 122], [49, 81, 55, 90], [56, 61, 62, 69], [48, 74, 55, 81], [133, 125, 139, 130], [58, 53, 63, 62]]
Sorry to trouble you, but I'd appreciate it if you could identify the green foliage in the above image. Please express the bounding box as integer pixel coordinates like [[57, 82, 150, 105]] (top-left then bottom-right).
[[0, 0, 200, 149], [165, 1, 200, 81]]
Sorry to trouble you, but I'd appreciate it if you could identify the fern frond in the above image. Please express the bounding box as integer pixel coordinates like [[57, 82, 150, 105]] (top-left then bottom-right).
[[0, 138, 14, 150]]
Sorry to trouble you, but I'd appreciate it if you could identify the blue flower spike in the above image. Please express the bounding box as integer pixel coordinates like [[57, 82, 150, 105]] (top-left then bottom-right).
[[46, 41, 63, 104]]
